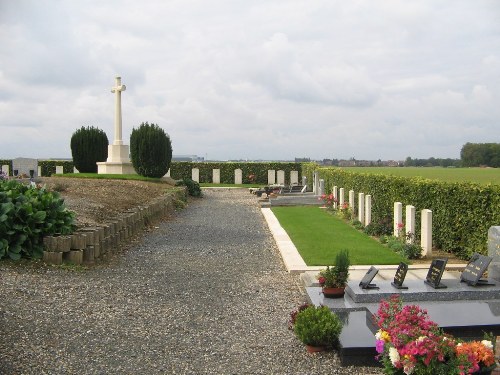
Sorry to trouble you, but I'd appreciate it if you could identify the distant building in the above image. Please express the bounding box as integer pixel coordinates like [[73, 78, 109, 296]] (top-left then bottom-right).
[[172, 155, 204, 162]]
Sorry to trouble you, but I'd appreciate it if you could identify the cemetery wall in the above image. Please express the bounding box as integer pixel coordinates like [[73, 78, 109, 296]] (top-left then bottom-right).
[[315, 167, 500, 259], [169, 162, 301, 184]]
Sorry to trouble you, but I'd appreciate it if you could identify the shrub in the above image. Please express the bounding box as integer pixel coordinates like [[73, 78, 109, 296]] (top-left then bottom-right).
[[176, 178, 202, 197], [351, 219, 364, 230], [70, 126, 108, 173], [130, 122, 172, 178], [294, 305, 343, 347], [0, 180, 75, 260], [364, 216, 393, 237]]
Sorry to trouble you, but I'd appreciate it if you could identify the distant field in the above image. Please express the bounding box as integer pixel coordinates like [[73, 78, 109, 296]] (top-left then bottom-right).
[[339, 167, 499, 185]]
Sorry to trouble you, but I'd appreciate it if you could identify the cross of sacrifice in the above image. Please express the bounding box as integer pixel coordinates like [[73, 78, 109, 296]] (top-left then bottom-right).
[[111, 76, 126, 145]]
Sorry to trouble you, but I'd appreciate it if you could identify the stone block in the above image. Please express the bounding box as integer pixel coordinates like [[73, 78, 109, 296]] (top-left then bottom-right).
[[212, 169, 220, 184], [63, 250, 83, 265], [70, 233, 87, 250], [43, 251, 62, 265], [83, 246, 95, 264]]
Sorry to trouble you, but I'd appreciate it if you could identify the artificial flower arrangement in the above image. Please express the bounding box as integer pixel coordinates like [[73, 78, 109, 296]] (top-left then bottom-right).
[[375, 295, 496, 375]]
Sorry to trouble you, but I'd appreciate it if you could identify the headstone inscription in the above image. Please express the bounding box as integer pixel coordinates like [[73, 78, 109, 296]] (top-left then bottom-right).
[[359, 266, 379, 290], [391, 262, 409, 289], [460, 253, 494, 286], [424, 258, 448, 289]]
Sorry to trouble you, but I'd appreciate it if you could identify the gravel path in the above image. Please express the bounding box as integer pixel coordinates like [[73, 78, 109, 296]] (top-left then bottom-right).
[[0, 189, 381, 374]]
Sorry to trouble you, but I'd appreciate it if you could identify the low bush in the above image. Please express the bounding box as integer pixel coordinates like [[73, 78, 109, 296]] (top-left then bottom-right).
[[176, 178, 202, 197], [0, 180, 75, 260], [294, 305, 343, 347], [364, 216, 392, 237]]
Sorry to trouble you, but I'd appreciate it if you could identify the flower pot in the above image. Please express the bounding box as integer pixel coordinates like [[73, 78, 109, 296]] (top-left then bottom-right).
[[322, 287, 345, 298], [305, 344, 326, 353]]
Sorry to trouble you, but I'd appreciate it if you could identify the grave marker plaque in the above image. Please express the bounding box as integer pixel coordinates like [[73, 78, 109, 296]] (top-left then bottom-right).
[[460, 253, 494, 286], [359, 266, 379, 290], [391, 262, 408, 289], [424, 258, 448, 289]]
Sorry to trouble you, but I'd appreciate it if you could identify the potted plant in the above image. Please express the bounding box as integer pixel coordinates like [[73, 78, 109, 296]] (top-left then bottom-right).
[[293, 305, 343, 353], [318, 249, 350, 298]]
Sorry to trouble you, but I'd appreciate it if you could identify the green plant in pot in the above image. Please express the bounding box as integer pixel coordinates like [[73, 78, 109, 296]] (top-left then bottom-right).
[[293, 305, 343, 352], [318, 249, 350, 298]]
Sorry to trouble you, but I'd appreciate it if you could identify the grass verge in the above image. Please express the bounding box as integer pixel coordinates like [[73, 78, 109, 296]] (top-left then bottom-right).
[[271, 206, 405, 266], [200, 183, 260, 188], [54, 173, 163, 182]]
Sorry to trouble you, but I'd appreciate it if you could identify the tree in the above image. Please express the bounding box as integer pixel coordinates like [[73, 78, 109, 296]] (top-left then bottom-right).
[[130, 122, 172, 178], [70, 126, 108, 173], [461, 143, 500, 167]]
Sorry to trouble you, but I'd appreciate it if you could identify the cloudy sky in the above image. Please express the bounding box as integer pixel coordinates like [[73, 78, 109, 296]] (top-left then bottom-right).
[[1, 1, 499, 161]]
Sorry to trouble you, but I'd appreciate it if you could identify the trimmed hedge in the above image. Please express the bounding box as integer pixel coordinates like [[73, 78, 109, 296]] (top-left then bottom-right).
[[314, 166, 500, 259], [39, 160, 74, 177], [169, 162, 302, 184]]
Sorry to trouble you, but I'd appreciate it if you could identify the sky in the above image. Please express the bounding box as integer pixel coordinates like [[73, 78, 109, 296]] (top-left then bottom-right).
[[1, 1, 499, 161]]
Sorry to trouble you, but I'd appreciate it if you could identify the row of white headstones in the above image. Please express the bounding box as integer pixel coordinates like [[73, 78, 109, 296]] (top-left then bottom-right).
[[313, 175, 432, 257], [189, 168, 301, 185]]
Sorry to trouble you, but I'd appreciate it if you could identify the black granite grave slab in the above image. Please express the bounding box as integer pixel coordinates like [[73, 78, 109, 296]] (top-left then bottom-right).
[[425, 258, 448, 289], [336, 310, 378, 367], [461, 253, 494, 286], [345, 279, 500, 303]]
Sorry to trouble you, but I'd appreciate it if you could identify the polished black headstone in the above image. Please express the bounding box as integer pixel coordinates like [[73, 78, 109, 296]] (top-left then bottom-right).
[[461, 253, 494, 286], [359, 266, 379, 290], [424, 258, 448, 289], [391, 262, 408, 289]]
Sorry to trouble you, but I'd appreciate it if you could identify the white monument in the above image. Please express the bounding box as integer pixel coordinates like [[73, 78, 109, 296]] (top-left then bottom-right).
[[97, 76, 135, 174]]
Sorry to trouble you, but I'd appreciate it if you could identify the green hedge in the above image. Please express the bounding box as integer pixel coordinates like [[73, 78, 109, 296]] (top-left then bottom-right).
[[315, 166, 500, 259], [169, 162, 302, 184], [38, 160, 74, 177]]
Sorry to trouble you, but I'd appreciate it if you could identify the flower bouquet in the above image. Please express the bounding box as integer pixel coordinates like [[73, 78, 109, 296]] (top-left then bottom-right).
[[375, 295, 496, 374]]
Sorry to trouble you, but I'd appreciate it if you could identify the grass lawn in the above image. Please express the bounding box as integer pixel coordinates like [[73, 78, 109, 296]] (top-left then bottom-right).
[[55, 173, 164, 182], [339, 167, 500, 185], [271, 206, 405, 266]]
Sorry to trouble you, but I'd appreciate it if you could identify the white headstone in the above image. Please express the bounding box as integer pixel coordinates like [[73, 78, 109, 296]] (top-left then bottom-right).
[[277, 170, 285, 185], [348, 190, 355, 213], [268, 170, 276, 184], [365, 195, 372, 226], [1, 164, 9, 175], [213, 169, 220, 184], [56, 165, 64, 174], [319, 179, 325, 196], [37, 166, 41, 177], [313, 171, 319, 194], [73, 167, 79, 173], [302, 176, 307, 186], [290, 171, 299, 185], [234, 169, 242, 184], [488, 226, 500, 281], [405, 205, 415, 243], [394, 202, 403, 237], [164, 169, 171, 177], [333, 186, 338, 209], [339, 188, 345, 206], [358, 193, 365, 225], [192, 168, 200, 182], [421, 209, 433, 257]]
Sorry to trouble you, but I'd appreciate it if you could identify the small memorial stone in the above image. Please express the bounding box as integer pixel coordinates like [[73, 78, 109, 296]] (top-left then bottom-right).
[[391, 262, 408, 289], [359, 266, 379, 290], [460, 253, 494, 286], [424, 258, 448, 289]]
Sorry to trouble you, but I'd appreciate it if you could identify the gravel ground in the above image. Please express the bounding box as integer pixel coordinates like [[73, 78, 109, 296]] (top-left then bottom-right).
[[0, 189, 382, 374]]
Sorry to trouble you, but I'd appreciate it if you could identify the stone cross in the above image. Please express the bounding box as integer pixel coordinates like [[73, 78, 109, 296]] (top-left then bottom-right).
[[111, 76, 126, 146]]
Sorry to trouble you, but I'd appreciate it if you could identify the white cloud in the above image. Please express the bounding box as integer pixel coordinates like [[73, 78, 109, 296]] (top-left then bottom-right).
[[1, 0, 499, 161]]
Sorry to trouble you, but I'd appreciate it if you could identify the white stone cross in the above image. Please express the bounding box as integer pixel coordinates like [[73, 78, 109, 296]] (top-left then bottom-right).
[[111, 76, 126, 145]]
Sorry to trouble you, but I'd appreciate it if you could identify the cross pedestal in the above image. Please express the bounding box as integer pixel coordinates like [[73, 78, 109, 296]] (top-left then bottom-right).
[[97, 76, 135, 174]]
